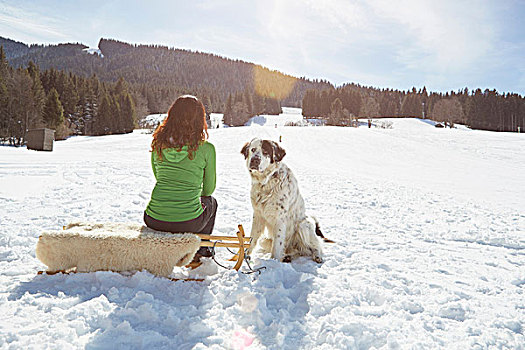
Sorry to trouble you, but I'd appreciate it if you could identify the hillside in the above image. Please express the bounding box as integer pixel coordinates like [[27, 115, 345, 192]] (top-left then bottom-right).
[[1, 37, 332, 112], [0, 37, 32, 59]]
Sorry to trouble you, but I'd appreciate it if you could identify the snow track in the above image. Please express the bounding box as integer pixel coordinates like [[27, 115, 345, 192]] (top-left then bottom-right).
[[1, 115, 523, 349]]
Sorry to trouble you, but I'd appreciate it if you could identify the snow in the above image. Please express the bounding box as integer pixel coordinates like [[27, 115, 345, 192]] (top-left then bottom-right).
[[140, 113, 166, 128], [142, 107, 305, 129], [1, 113, 524, 349], [83, 48, 103, 58], [245, 107, 305, 127], [210, 113, 224, 129]]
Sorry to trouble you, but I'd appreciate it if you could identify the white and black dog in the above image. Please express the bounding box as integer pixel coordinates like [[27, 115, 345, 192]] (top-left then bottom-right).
[[241, 138, 331, 263]]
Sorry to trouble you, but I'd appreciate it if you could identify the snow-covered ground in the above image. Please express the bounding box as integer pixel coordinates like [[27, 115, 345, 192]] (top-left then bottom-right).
[[0, 114, 524, 349], [142, 107, 313, 130], [245, 107, 305, 127], [83, 48, 103, 57]]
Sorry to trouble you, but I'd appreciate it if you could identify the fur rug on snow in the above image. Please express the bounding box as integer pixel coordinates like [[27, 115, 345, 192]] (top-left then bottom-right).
[[36, 222, 201, 278]]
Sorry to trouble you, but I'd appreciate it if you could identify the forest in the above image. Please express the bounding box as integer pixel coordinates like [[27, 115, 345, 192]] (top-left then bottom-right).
[[2, 37, 331, 114], [302, 84, 525, 132], [0, 47, 134, 145], [1, 35, 523, 145], [1, 36, 335, 135]]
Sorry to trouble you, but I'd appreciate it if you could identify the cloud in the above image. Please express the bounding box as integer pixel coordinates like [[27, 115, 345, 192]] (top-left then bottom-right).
[[259, 0, 511, 92], [0, 3, 68, 43], [367, 0, 496, 72], [304, 0, 368, 33]]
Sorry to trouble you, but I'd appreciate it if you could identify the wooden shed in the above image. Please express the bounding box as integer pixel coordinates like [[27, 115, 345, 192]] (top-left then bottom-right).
[[26, 128, 55, 151]]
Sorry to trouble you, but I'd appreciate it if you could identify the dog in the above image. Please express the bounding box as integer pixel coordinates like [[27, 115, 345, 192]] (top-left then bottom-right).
[[241, 138, 331, 263]]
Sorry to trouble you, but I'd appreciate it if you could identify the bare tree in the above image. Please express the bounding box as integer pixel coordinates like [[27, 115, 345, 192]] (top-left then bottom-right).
[[231, 101, 250, 126], [327, 98, 351, 126], [359, 96, 380, 119], [432, 98, 465, 127]]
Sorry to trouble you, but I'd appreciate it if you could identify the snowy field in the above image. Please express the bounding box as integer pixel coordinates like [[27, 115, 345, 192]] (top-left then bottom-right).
[[245, 107, 305, 127], [141, 107, 307, 129], [0, 111, 524, 349]]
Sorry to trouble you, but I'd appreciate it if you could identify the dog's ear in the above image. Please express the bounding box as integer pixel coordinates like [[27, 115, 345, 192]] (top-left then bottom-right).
[[241, 142, 250, 159], [272, 141, 286, 162]]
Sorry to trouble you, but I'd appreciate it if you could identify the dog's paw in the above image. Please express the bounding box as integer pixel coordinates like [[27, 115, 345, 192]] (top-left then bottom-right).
[[282, 255, 292, 263]]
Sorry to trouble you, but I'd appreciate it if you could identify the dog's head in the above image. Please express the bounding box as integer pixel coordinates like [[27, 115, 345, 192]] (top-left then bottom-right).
[[241, 138, 286, 174]]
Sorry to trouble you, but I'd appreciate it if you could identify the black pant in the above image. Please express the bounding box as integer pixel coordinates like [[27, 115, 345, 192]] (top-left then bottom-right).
[[144, 196, 217, 256]]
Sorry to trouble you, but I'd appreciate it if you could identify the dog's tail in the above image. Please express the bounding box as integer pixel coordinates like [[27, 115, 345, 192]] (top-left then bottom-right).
[[313, 217, 335, 244]]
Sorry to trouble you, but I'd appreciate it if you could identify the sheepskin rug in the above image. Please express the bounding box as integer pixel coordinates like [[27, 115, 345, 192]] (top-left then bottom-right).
[[36, 222, 201, 278]]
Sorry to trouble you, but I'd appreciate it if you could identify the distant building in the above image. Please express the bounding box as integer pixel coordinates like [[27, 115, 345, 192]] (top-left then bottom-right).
[[26, 128, 55, 151]]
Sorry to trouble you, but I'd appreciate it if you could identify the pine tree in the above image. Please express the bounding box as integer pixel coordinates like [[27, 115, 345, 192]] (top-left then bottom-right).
[[302, 90, 313, 117], [202, 95, 212, 128], [359, 96, 380, 119], [0, 81, 8, 142], [26, 61, 45, 129], [327, 98, 344, 126], [146, 87, 159, 113], [223, 94, 233, 126], [43, 88, 64, 129], [231, 100, 250, 126], [264, 97, 282, 115], [59, 73, 79, 118], [110, 95, 121, 133], [114, 76, 128, 95], [0, 46, 8, 78], [347, 90, 362, 117], [203, 95, 212, 114], [8, 69, 36, 144], [93, 93, 111, 135], [400, 88, 422, 117], [320, 90, 330, 117], [243, 90, 253, 116], [0, 46, 9, 142], [432, 98, 464, 127], [120, 92, 135, 133], [252, 93, 264, 115]]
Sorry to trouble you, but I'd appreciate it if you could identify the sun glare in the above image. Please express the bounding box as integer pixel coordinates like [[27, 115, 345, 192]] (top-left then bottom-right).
[[253, 65, 296, 100]]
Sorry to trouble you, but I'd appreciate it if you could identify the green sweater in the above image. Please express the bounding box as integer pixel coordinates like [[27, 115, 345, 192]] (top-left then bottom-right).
[[145, 141, 216, 222]]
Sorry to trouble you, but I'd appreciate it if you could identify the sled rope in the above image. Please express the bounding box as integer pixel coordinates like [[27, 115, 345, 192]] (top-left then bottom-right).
[[206, 225, 265, 275]]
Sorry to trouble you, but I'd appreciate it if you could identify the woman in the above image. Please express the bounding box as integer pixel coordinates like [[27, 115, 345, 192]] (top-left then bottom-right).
[[144, 95, 216, 262]]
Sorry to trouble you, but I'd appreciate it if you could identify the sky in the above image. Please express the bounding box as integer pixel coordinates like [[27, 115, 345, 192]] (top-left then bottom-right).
[[1, 0, 524, 95]]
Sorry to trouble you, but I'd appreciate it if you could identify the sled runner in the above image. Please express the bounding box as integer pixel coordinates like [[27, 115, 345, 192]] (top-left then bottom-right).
[[36, 222, 254, 280], [194, 224, 250, 271]]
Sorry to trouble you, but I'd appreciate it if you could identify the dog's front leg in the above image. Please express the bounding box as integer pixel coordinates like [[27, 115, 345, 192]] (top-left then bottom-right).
[[271, 220, 286, 261], [248, 213, 265, 256]]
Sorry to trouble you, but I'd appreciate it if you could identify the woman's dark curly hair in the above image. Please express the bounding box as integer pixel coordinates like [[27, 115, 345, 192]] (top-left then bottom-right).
[[151, 95, 208, 160]]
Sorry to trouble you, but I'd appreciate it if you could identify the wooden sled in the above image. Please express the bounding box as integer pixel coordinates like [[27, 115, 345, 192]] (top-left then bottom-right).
[[36, 223, 254, 281], [183, 224, 250, 271], [193, 224, 250, 271]]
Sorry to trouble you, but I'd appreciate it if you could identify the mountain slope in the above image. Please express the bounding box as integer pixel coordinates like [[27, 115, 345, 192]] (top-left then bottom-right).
[[2, 37, 332, 110], [0, 37, 30, 59]]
